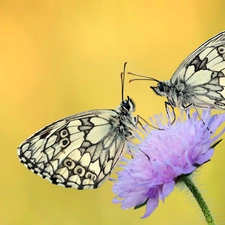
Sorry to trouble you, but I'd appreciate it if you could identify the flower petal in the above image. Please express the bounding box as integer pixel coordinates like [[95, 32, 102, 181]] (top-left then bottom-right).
[[141, 197, 159, 218], [195, 148, 214, 165], [162, 181, 175, 198]]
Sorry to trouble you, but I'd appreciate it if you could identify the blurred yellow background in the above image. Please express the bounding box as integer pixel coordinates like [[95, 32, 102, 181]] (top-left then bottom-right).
[[1, 1, 225, 225]]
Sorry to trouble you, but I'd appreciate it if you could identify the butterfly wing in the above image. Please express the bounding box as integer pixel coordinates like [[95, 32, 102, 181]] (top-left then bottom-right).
[[18, 110, 127, 189], [171, 31, 225, 109]]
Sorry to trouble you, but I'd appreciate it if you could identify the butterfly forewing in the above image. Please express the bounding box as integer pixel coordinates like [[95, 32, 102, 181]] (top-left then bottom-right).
[[172, 31, 225, 82], [169, 31, 225, 109], [18, 101, 136, 189]]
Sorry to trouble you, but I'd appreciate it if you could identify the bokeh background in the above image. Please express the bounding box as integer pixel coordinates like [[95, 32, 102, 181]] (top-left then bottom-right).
[[1, 1, 225, 225]]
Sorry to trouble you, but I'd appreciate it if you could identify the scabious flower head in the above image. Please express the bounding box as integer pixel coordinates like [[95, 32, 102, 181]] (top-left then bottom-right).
[[112, 109, 225, 218]]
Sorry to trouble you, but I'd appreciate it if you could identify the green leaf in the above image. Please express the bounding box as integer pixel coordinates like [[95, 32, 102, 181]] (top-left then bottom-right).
[[134, 198, 148, 210], [210, 139, 223, 149]]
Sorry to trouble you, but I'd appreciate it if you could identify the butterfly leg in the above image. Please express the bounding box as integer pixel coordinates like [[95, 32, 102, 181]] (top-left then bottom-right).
[[136, 115, 149, 127], [164, 101, 176, 124], [182, 103, 193, 119], [192, 105, 212, 133], [136, 115, 163, 131], [139, 149, 151, 161]]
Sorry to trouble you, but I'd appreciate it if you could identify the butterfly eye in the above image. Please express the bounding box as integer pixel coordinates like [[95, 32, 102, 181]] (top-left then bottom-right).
[[158, 82, 165, 92], [122, 100, 130, 111], [74, 165, 86, 177], [86, 172, 97, 181], [60, 129, 69, 138], [63, 159, 75, 169]]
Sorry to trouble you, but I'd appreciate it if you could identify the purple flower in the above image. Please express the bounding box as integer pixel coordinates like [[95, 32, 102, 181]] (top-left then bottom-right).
[[112, 109, 225, 218]]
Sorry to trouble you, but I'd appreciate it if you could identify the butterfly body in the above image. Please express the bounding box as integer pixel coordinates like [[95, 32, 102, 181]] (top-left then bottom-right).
[[18, 97, 136, 190]]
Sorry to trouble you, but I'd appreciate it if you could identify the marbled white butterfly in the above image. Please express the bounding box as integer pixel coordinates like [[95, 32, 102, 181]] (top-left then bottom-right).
[[17, 63, 137, 189], [129, 31, 225, 111]]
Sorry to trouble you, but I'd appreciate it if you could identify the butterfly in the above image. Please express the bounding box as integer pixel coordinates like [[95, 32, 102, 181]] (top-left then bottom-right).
[[17, 63, 137, 190], [129, 31, 225, 114]]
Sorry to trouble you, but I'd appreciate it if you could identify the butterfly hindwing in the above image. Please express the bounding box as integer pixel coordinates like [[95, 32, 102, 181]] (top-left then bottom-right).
[[18, 106, 135, 189]]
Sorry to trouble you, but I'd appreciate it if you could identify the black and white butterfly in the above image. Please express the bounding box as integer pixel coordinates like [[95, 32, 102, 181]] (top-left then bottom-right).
[[17, 63, 137, 190], [129, 31, 225, 112]]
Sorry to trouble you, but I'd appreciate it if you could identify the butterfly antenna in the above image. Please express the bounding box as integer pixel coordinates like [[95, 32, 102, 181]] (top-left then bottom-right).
[[128, 72, 160, 83], [121, 62, 127, 101]]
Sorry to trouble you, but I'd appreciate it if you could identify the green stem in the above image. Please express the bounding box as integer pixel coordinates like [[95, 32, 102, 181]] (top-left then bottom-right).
[[180, 176, 215, 225]]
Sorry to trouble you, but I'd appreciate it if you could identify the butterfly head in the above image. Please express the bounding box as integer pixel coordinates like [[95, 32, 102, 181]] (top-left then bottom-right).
[[150, 81, 170, 97], [121, 96, 136, 113]]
